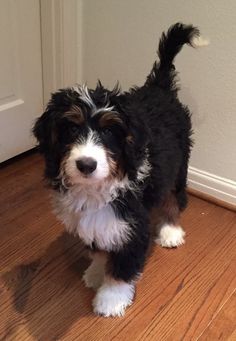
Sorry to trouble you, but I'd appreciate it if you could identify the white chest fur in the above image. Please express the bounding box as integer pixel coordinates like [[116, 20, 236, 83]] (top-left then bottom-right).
[[53, 184, 131, 251]]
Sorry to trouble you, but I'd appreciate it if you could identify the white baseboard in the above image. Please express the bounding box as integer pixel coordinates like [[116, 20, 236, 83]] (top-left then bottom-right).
[[188, 167, 236, 206]]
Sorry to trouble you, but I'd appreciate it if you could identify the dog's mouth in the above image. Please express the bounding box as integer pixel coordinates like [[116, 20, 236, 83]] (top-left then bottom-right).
[[67, 169, 109, 186], [80, 173, 94, 180]]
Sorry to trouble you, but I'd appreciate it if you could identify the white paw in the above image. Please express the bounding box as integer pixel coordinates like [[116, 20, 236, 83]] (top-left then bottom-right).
[[82, 263, 104, 290], [93, 280, 135, 317], [155, 224, 185, 248]]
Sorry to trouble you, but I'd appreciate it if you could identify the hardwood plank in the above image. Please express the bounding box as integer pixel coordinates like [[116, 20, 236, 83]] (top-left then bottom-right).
[[0, 153, 235, 341], [0, 153, 45, 225], [199, 292, 236, 341], [0, 234, 89, 341], [68, 200, 236, 341], [228, 329, 236, 341]]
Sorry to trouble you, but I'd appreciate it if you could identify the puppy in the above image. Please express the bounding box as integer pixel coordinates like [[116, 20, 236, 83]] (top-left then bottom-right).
[[33, 23, 208, 317]]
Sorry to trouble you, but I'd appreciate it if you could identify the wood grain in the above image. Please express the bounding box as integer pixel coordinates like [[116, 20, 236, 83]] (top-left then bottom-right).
[[0, 153, 235, 341], [199, 292, 236, 340]]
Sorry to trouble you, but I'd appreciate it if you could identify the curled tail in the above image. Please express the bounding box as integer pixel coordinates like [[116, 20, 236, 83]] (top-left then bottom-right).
[[146, 23, 209, 89]]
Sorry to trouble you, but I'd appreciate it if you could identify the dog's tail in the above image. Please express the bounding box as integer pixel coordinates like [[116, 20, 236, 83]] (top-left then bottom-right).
[[145, 23, 209, 89]]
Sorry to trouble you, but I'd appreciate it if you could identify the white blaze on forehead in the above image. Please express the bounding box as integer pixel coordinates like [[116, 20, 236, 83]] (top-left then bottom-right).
[[71, 131, 104, 160], [72, 84, 114, 116], [72, 84, 95, 109], [64, 130, 110, 184]]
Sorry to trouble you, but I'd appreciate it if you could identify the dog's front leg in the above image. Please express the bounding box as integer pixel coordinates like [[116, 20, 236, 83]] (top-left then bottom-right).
[[93, 275, 135, 317], [83, 251, 107, 290], [92, 223, 150, 317]]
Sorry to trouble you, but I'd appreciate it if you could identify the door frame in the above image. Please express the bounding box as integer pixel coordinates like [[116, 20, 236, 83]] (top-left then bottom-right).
[[40, 0, 81, 106]]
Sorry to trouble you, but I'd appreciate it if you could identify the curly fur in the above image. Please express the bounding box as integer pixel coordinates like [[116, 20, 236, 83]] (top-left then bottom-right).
[[33, 23, 207, 317]]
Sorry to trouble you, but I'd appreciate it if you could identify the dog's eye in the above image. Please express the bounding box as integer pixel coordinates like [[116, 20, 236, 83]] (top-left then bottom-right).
[[101, 128, 112, 137], [69, 124, 79, 133]]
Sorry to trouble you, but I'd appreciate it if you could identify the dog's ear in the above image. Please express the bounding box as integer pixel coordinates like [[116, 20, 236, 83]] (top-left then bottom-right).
[[124, 115, 149, 180], [33, 109, 58, 153], [33, 89, 76, 153]]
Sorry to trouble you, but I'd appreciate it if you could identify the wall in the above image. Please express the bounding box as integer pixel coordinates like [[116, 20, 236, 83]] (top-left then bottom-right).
[[79, 0, 236, 204]]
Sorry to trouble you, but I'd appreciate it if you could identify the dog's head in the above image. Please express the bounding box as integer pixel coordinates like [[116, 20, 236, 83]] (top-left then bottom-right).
[[33, 83, 149, 190]]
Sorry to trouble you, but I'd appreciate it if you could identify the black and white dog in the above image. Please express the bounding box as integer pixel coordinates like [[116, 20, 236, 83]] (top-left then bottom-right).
[[33, 23, 208, 317]]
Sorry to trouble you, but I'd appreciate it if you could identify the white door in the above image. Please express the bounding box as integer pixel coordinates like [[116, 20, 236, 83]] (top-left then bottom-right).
[[0, 0, 43, 162]]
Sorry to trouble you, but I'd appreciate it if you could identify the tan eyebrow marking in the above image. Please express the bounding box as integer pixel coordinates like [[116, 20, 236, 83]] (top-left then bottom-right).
[[99, 112, 123, 127], [126, 135, 134, 144], [64, 105, 85, 125]]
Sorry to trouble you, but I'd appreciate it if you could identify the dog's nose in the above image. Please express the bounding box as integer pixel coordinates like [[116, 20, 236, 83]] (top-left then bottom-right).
[[76, 157, 97, 175]]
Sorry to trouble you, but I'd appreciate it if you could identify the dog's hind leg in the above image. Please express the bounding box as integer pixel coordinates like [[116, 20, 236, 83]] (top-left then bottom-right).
[[155, 191, 186, 248]]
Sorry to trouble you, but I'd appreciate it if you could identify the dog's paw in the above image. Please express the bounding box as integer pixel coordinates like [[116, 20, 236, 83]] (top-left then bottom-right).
[[82, 264, 104, 290], [155, 224, 185, 248], [93, 281, 134, 317]]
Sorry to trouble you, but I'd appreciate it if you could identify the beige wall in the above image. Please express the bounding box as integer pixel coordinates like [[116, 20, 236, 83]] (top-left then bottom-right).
[[79, 0, 236, 189]]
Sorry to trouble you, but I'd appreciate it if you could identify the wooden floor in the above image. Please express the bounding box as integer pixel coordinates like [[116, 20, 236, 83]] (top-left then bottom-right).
[[0, 153, 235, 341]]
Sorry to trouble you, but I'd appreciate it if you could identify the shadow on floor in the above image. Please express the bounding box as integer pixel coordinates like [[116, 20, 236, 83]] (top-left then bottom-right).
[[2, 232, 92, 340]]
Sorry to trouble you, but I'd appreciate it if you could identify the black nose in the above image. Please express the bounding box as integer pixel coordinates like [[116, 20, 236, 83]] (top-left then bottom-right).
[[76, 157, 97, 175]]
